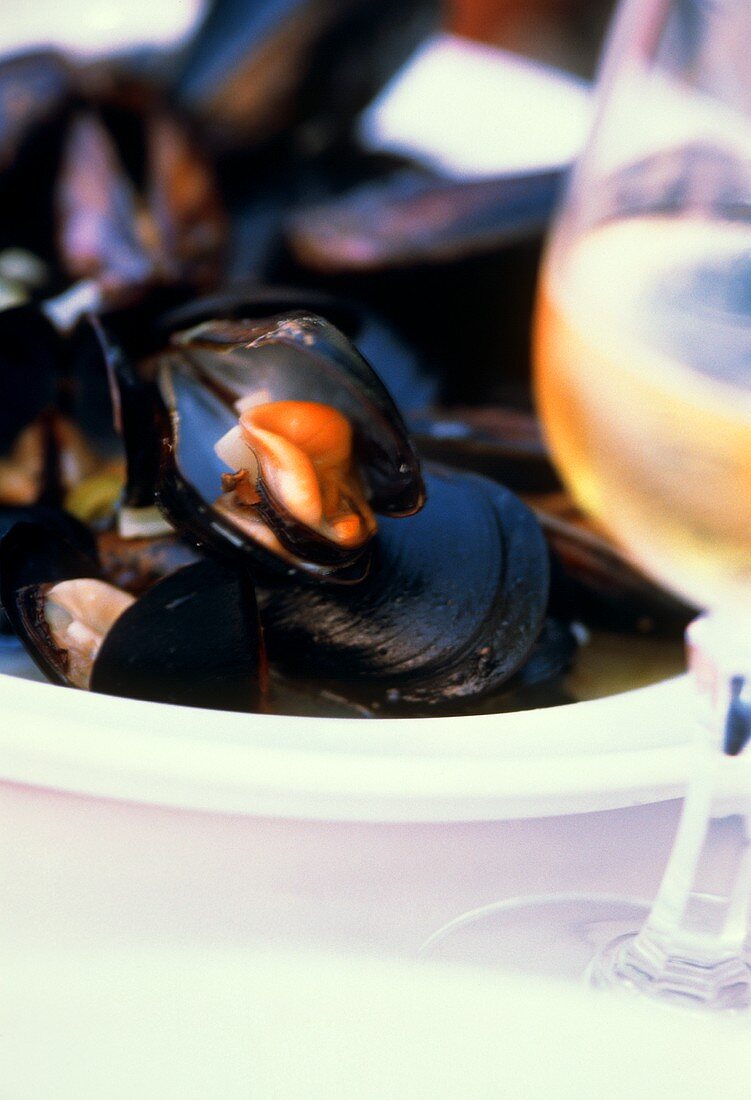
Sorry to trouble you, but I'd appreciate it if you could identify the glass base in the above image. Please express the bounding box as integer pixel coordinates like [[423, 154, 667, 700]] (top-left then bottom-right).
[[421, 894, 751, 1012], [588, 928, 751, 1011], [421, 895, 651, 980]]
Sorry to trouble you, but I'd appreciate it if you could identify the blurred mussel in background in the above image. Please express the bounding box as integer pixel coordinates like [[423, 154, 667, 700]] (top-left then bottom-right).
[[172, 0, 441, 157], [0, 48, 226, 302]]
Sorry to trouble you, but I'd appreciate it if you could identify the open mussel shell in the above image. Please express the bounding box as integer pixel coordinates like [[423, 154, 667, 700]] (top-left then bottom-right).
[[256, 465, 552, 711], [86, 284, 433, 501], [75, 287, 200, 515], [1, 522, 265, 710], [99, 300, 426, 582], [0, 53, 226, 301], [0, 301, 76, 510], [0, 521, 105, 680], [170, 309, 425, 513], [55, 106, 226, 300]]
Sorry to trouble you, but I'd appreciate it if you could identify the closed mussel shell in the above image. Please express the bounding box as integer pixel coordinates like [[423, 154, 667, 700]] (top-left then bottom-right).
[[257, 465, 551, 710], [172, 0, 440, 156]]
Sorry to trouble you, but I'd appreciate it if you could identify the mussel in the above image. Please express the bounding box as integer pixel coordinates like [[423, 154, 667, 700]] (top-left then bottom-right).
[[0, 51, 228, 523], [409, 403, 561, 493], [256, 464, 555, 710], [530, 492, 697, 636], [0, 51, 226, 309], [284, 168, 562, 273], [0, 503, 97, 636], [157, 284, 438, 412], [280, 165, 562, 405], [96, 303, 426, 581], [0, 295, 112, 519], [0, 52, 75, 261], [173, 0, 440, 157], [55, 106, 226, 303], [0, 522, 265, 709]]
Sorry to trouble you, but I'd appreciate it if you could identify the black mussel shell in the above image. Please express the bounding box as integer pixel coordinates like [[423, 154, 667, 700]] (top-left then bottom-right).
[[1, 522, 265, 710], [0, 51, 73, 173], [0, 506, 97, 636], [538, 502, 697, 636], [285, 168, 563, 273], [256, 465, 551, 710], [77, 288, 197, 511], [100, 302, 425, 582], [173, 0, 439, 157], [157, 284, 438, 413], [0, 304, 65, 455], [409, 404, 561, 494], [0, 52, 74, 260], [0, 504, 96, 561], [55, 106, 226, 299], [504, 618, 579, 692], [0, 292, 182, 514], [90, 558, 264, 711], [0, 55, 226, 301], [86, 286, 432, 517], [0, 301, 109, 514]]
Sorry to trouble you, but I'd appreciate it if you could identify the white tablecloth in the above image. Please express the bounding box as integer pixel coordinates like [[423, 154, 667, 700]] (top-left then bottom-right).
[[3, 781, 750, 1097]]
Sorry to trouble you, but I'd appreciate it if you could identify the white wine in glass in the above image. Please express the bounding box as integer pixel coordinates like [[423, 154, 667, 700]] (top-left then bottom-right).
[[536, 214, 751, 614], [424, 0, 751, 1010]]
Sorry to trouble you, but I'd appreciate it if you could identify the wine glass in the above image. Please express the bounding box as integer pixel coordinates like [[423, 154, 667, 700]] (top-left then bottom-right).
[[422, 0, 751, 1011]]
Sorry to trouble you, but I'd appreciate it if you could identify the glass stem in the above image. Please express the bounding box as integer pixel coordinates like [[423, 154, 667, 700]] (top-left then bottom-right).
[[591, 613, 751, 1009]]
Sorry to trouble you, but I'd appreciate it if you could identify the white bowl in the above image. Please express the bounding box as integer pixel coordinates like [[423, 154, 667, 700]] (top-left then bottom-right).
[[0, 645, 692, 822]]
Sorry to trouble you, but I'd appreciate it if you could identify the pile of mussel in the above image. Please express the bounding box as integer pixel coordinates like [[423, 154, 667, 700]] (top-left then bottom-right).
[[0, 6, 694, 717]]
